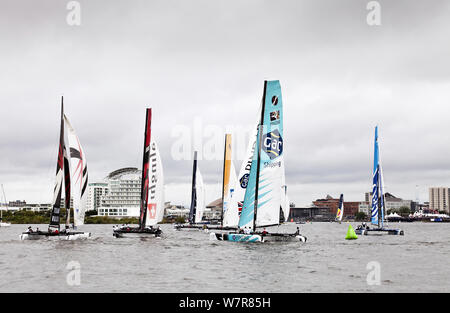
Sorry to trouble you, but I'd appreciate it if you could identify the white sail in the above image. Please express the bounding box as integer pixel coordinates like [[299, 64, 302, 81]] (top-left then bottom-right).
[[64, 115, 88, 227], [235, 105, 261, 207], [194, 168, 206, 223], [145, 140, 165, 226], [280, 161, 290, 222], [222, 161, 240, 227]]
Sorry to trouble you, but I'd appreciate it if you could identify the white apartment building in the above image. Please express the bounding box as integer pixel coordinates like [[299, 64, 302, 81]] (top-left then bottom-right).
[[429, 187, 450, 213], [86, 182, 109, 212], [98, 168, 142, 217]]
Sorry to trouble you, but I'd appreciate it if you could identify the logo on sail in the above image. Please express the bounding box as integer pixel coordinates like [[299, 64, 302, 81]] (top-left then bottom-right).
[[270, 110, 280, 122], [240, 173, 250, 188], [272, 96, 278, 106], [262, 129, 283, 160]]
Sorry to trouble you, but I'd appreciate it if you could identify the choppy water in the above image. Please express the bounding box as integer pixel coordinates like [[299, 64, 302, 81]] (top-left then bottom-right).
[[0, 222, 449, 292]]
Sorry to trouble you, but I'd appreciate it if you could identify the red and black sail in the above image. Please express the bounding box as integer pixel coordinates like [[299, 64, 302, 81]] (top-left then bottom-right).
[[139, 108, 152, 230]]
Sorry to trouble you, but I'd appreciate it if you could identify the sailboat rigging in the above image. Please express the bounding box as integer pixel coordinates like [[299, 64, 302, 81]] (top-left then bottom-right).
[[20, 97, 91, 240], [0, 184, 11, 227], [210, 80, 306, 243], [113, 108, 164, 238], [335, 194, 344, 223], [355, 126, 404, 236]]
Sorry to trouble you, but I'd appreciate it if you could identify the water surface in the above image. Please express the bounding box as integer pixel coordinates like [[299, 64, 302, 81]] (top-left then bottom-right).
[[0, 222, 448, 292]]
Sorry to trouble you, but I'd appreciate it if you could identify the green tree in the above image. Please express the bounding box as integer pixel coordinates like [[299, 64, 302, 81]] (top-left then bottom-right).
[[355, 211, 368, 221]]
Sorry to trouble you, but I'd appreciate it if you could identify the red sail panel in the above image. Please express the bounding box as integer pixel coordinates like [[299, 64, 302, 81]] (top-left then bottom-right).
[[139, 108, 152, 229]]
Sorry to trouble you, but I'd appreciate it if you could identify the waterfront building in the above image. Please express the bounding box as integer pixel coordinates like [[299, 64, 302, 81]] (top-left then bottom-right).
[[98, 167, 141, 217], [429, 187, 450, 213], [364, 192, 414, 212], [313, 195, 360, 218], [86, 182, 109, 212]]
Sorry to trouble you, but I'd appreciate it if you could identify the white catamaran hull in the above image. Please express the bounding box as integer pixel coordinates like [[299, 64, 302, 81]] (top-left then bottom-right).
[[355, 228, 404, 236], [209, 232, 306, 243], [113, 232, 162, 238], [20, 232, 91, 241]]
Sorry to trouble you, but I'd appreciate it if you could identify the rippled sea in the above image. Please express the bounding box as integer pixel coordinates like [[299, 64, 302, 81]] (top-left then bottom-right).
[[0, 222, 449, 292]]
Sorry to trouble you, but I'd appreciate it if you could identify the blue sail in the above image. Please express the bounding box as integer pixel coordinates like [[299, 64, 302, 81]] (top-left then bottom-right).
[[371, 126, 383, 227], [238, 80, 284, 229]]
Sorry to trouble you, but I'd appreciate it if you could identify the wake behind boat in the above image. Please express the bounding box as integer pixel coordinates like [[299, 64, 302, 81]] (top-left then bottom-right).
[[210, 80, 306, 243], [113, 108, 165, 238], [20, 97, 90, 240], [355, 126, 404, 236]]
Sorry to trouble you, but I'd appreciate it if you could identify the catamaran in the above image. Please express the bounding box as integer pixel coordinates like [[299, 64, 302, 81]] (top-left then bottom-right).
[[210, 80, 306, 243], [113, 108, 164, 238], [355, 126, 404, 236], [20, 97, 91, 240], [174, 151, 207, 230], [335, 194, 344, 223], [0, 184, 11, 227]]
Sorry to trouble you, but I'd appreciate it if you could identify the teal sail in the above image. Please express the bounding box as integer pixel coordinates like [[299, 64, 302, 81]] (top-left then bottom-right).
[[238, 80, 284, 230], [371, 126, 384, 227]]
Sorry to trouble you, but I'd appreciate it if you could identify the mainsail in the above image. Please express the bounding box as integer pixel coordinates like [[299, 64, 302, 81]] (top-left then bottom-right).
[[336, 194, 344, 222], [139, 108, 152, 230], [145, 140, 165, 226], [221, 134, 239, 228], [236, 105, 261, 211], [239, 80, 285, 230], [64, 115, 88, 227], [371, 126, 385, 227], [49, 97, 69, 230], [189, 151, 205, 224]]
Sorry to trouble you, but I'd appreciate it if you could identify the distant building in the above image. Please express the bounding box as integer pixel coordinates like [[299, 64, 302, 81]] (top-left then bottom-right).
[[364, 192, 414, 212], [288, 206, 333, 221], [429, 187, 450, 213], [86, 182, 109, 212], [98, 167, 141, 217], [204, 198, 223, 221], [312, 195, 360, 218], [8, 200, 26, 207]]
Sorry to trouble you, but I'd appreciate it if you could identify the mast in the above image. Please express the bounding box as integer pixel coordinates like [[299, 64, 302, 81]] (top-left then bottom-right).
[[139, 108, 152, 230], [1, 184, 5, 220], [49, 97, 66, 231], [221, 134, 232, 225], [252, 81, 267, 231], [189, 151, 198, 224]]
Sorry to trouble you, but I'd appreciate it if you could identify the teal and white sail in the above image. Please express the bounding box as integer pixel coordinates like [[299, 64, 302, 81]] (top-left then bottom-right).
[[239, 80, 284, 230], [371, 126, 385, 227]]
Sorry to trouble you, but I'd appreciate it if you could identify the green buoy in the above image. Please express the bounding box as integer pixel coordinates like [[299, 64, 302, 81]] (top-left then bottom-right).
[[345, 224, 358, 240]]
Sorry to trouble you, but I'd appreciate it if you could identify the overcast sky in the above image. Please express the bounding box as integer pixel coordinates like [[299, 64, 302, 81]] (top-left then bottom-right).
[[1, 0, 450, 207]]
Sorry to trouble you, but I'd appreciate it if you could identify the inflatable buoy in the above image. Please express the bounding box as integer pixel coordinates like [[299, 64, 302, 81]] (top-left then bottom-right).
[[345, 224, 358, 240]]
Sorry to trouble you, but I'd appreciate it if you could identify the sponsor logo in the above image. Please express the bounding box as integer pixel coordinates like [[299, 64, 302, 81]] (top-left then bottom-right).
[[262, 129, 283, 160], [148, 203, 157, 219], [272, 95, 278, 106], [240, 173, 249, 188], [270, 110, 280, 121]]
